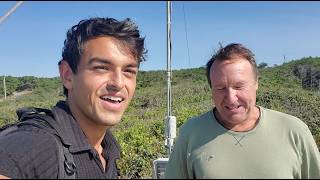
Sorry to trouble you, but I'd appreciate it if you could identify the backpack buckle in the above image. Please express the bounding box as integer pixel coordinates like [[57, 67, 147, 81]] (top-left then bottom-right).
[[64, 159, 76, 176]]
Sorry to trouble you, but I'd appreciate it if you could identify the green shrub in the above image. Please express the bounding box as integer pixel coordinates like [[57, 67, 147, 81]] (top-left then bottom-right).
[[0, 57, 319, 178]]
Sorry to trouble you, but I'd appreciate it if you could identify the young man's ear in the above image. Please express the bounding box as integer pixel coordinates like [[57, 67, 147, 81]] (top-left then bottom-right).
[[255, 75, 260, 91], [59, 60, 73, 92]]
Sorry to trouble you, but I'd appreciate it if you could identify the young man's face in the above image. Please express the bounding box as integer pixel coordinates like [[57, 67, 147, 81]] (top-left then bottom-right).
[[210, 58, 258, 130], [61, 36, 138, 127]]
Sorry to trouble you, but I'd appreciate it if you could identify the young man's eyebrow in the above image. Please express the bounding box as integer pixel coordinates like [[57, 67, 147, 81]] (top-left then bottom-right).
[[87, 57, 111, 65], [126, 63, 139, 68], [88, 57, 138, 68]]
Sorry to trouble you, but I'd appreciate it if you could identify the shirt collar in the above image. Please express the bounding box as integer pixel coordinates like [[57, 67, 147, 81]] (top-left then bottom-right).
[[51, 100, 120, 157]]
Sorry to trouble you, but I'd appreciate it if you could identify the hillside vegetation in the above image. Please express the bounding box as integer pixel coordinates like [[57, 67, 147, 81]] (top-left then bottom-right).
[[0, 57, 319, 178]]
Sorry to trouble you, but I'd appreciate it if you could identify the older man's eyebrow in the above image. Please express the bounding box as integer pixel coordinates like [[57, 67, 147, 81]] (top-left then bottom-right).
[[235, 81, 246, 86]]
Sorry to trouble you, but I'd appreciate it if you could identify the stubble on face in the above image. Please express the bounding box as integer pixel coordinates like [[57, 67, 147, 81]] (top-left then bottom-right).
[[210, 58, 260, 131], [67, 37, 138, 129]]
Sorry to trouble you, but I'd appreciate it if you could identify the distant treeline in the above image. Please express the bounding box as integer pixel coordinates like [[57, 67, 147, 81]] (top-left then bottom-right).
[[0, 57, 319, 178]]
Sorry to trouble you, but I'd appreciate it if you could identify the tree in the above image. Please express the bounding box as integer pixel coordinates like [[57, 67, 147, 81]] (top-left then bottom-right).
[[258, 62, 268, 69]]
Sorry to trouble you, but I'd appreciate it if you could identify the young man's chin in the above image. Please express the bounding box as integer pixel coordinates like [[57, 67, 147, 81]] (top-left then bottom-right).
[[99, 119, 121, 127], [93, 113, 123, 126]]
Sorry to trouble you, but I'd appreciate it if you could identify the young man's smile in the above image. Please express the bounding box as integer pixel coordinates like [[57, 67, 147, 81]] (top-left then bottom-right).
[[65, 36, 138, 127]]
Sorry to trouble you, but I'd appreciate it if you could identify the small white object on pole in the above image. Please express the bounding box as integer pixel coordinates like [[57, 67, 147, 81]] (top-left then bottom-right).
[[165, 116, 176, 154]]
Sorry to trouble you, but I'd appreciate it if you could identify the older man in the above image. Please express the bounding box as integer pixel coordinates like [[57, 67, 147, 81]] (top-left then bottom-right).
[[165, 43, 320, 179]]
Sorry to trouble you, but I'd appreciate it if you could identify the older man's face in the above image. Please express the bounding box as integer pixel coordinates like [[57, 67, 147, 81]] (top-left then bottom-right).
[[210, 58, 258, 130]]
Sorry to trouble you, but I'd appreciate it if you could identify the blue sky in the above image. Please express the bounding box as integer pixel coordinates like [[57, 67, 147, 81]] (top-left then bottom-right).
[[1, 1, 320, 77]]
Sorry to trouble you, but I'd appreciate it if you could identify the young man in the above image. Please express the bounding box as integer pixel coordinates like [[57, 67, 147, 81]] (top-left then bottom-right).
[[165, 43, 320, 179], [0, 17, 146, 179]]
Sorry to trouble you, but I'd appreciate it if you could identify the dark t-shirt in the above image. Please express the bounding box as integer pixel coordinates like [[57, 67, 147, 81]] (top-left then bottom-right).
[[0, 101, 121, 179]]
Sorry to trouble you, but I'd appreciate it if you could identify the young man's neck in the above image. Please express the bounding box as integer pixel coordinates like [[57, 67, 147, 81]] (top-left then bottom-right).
[[66, 100, 107, 151]]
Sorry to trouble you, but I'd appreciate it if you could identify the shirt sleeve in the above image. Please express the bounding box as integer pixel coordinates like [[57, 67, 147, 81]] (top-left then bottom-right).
[[0, 128, 59, 179], [0, 150, 24, 179], [300, 127, 320, 179], [164, 128, 192, 179]]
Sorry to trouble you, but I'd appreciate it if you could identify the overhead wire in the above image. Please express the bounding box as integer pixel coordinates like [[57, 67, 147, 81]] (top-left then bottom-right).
[[0, 1, 24, 26], [182, 2, 191, 68]]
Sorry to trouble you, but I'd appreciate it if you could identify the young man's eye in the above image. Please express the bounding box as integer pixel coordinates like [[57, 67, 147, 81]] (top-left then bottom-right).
[[94, 66, 109, 71], [124, 69, 137, 75]]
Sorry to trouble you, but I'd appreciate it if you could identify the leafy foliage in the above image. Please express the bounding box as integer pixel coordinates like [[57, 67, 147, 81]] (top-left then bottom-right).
[[258, 62, 268, 69], [0, 57, 319, 178]]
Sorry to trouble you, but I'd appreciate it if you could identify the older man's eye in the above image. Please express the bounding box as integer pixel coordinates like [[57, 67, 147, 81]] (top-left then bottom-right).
[[216, 87, 225, 91]]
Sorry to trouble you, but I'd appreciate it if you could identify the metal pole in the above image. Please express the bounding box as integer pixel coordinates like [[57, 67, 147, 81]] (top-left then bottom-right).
[[3, 76, 6, 99], [165, 1, 176, 156], [0, 1, 24, 26], [167, 1, 172, 118], [166, 0, 172, 155], [152, 2, 176, 178]]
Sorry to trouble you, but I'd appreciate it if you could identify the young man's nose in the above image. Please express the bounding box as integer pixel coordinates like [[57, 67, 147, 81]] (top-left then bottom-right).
[[106, 71, 124, 91]]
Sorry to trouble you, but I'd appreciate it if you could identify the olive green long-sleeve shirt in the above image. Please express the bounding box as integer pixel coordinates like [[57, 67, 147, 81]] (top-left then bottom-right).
[[165, 106, 320, 179]]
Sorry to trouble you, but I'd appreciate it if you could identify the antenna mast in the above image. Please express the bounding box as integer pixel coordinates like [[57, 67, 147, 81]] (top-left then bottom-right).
[[165, 0, 176, 156], [152, 2, 177, 178], [167, 1, 172, 118]]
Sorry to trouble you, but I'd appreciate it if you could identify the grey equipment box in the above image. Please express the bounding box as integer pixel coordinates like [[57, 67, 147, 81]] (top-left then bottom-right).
[[152, 158, 169, 179]]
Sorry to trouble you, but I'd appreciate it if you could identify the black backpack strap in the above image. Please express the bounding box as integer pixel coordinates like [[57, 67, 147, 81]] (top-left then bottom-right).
[[16, 107, 52, 121], [54, 133, 76, 179], [0, 108, 52, 135], [15, 107, 77, 179]]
